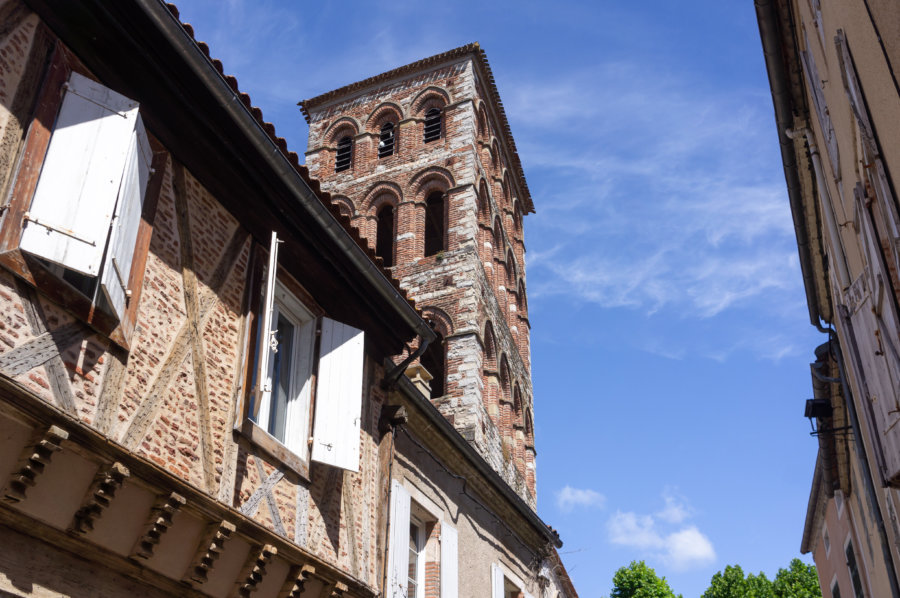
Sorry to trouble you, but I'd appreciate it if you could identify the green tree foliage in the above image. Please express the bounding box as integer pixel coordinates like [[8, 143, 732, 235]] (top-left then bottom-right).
[[702, 559, 820, 598], [610, 561, 681, 598], [772, 559, 821, 598]]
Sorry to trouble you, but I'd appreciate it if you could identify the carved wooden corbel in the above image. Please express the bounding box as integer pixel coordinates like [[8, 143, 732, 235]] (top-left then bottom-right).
[[131, 491, 187, 559], [71, 461, 130, 533], [186, 520, 237, 585], [319, 581, 348, 598], [234, 544, 277, 597], [277, 564, 316, 598], [3, 424, 67, 503]]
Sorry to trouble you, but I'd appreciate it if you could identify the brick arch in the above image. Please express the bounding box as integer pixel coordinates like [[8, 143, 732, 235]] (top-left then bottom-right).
[[490, 138, 502, 172], [501, 172, 513, 204], [517, 279, 527, 315], [330, 195, 355, 218], [477, 178, 492, 218], [365, 102, 403, 130], [511, 199, 523, 233], [323, 117, 360, 144], [492, 217, 503, 259], [506, 249, 516, 284], [420, 306, 452, 399], [499, 355, 511, 396], [483, 320, 497, 370], [361, 182, 403, 214], [411, 85, 451, 115], [420, 306, 453, 338], [476, 102, 489, 139], [409, 167, 455, 202]]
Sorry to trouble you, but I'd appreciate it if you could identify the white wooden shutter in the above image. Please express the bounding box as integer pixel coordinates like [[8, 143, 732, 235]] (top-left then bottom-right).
[[100, 115, 152, 319], [441, 522, 458, 598], [21, 72, 139, 276], [253, 232, 280, 421], [311, 317, 364, 471], [283, 318, 316, 458], [800, 33, 840, 178], [491, 563, 505, 598], [836, 30, 900, 262], [851, 186, 900, 482], [387, 480, 411, 598]]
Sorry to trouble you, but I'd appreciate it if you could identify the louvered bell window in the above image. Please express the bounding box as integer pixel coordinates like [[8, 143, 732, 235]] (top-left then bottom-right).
[[378, 122, 395, 158], [423, 108, 441, 143], [335, 136, 352, 172]]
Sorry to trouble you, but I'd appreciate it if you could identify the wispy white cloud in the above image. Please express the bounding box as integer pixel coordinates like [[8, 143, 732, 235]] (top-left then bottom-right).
[[503, 61, 808, 359], [606, 492, 716, 571], [556, 486, 606, 512]]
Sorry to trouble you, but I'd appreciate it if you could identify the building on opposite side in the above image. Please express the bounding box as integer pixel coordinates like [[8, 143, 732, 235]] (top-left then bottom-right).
[[757, 1, 900, 597]]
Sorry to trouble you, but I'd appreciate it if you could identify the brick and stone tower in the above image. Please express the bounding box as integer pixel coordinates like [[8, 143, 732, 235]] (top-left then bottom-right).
[[300, 44, 537, 506]]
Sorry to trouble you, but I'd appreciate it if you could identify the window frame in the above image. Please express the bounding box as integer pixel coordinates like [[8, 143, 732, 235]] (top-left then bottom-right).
[[379, 121, 396, 158], [0, 42, 163, 350], [424, 107, 442, 143], [335, 135, 353, 172], [235, 233, 366, 479]]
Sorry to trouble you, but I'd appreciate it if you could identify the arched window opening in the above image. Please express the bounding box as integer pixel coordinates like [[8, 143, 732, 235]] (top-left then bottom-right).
[[484, 321, 497, 367], [421, 331, 445, 398], [424, 108, 442, 143], [424, 191, 445, 256], [378, 122, 395, 158], [375, 204, 395, 267], [506, 251, 516, 286], [335, 136, 352, 172], [492, 219, 503, 259]]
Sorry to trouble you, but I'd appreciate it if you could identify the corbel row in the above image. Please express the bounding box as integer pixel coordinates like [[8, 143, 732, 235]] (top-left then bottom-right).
[[1, 424, 357, 596]]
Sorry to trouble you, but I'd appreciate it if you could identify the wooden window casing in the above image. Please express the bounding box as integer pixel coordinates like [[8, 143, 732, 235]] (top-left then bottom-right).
[[236, 234, 365, 479]]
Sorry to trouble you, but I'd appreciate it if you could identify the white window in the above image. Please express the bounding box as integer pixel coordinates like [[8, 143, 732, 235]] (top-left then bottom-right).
[[387, 479, 458, 598], [20, 71, 152, 320], [408, 516, 425, 598], [491, 563, 534, 598], [249, 233, 365, 472]]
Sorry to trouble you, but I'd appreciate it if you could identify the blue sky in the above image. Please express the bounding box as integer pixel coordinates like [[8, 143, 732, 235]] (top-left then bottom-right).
[[171, 1, 824, 595]]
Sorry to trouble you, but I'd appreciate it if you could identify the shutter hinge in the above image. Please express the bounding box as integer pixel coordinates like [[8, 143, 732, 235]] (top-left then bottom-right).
[[110, 257, 131, 298], [23, 212, 96, 246]]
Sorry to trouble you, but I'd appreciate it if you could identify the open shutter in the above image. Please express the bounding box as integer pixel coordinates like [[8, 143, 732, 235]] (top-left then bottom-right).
[[441, 522, 458, 598], [800, 33, 840, 179], [311, 317, 364, 471], [836, 30, 900, 264], [387, 480, 411, 598], [491, 563, 505, 598], [283, 318, 316, 457], [20, 72, 139, 276], [101, 115, 152, 319], [253, 232, 280, 423], [851, 186, 900, 483]]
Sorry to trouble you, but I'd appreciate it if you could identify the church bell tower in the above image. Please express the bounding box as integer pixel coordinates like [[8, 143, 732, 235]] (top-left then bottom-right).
[[300, 43, 538, 505]]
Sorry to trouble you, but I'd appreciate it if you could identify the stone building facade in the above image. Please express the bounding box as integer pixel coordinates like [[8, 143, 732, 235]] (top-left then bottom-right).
[[301, 45, 537, 506], [758, 0, 900, 596], [0, 1, 576, 597]]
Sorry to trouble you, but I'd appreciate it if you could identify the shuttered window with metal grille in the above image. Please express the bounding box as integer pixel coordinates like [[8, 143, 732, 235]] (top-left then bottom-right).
[[379, 122, 395, 158], [335, 136, 352, 172], [423, 108, 441, 143]]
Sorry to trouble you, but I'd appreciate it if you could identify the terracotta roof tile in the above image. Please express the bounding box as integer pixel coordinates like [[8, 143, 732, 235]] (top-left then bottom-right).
[[163, 2, 418, 312], [298, 43, 535, 214]]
